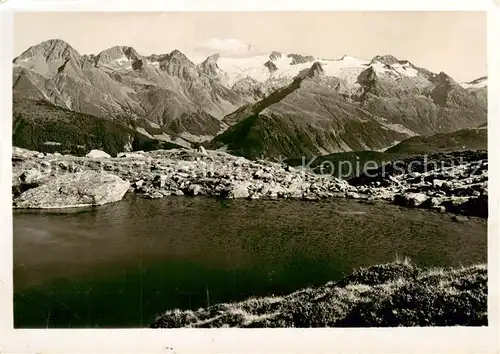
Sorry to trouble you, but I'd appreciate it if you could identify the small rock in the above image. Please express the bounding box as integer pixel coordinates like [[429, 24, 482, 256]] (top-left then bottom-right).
[[146, 191, 164, 199], [153, 175, 169, 188], [226, 182, 250, 199], [261, 173, 274, 181], [173, 190, 184, 196], [388, 175, 402, 186], [429, 196, 446, 207], [253, 170, 265, 179], [394, 193, 429, 207], [432, 205, 447, 213], [117, 152, 147, 159], [68, 164, 82, 173], [432, 179, 448, 188], [345, 191, 361, 199], [198, 146, 207, 155], [303, 194, 319, 201], [175, 172, 190, 179]]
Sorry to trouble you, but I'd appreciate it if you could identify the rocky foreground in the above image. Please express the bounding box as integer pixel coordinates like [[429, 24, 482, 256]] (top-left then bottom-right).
[[12, 147, 487, 217], [350, 151, 488, 218], [150, 261, 487, 328]]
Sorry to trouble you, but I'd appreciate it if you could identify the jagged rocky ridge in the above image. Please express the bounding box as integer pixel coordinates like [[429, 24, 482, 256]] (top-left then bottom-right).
[[210, 61, 486, 159], [212, 69, 413, 159], [13, 39, 251, 148], [12, 147, 487, 218], [151, 261, 487, 327], [13, 39, 487, 160]]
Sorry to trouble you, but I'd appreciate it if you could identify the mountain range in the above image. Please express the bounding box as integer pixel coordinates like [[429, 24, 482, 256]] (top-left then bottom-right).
[[12, 39, 487, 158]]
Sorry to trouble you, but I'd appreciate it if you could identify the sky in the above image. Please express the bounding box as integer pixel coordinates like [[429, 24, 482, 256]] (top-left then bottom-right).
[[14, 11, 486, 82]]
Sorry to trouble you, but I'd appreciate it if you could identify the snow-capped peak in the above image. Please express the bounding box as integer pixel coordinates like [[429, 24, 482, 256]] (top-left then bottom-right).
[[191, 51, 371, 87], [461, 76, 488, 89]]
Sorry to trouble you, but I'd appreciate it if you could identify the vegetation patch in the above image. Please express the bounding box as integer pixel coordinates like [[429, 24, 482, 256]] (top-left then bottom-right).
[[151, 260, 487, 328], [13, 98, 183, 156]]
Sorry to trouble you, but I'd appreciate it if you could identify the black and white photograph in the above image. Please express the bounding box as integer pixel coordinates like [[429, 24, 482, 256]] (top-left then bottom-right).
[[0, 2, 498, 352]]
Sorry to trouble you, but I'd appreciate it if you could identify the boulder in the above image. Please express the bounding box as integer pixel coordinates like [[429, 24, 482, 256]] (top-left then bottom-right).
[[14, 171, 130, 208], [153, 174, 169, 188], [429, 196, 446, 207], [19, 168, 43, 185], [198, 146, 207, 155], [394, 193, 429, 207], [432, 179, 448, 189], [286, 182, 308, 198], [187, 184, 203, 196], [225, 182, 251, 199], [12, 147, 41, 161], [86, 149, 111, 158], [370, 188, 395, 201]]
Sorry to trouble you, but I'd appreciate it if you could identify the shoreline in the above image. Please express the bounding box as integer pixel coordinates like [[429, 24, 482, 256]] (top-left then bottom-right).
[[11, 147, 488, 218]]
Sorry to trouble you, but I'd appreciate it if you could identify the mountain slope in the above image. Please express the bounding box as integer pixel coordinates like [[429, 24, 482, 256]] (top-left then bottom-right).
[[13, 40, 487, 158], [461, 76, 487, 108], [211, 66, 412, 160], [210, 53, 486, 160], [385, 126, 487, 155], [357, 62, 487, 135], [12, 96, 182, 156], [13, 39, 254, 145]]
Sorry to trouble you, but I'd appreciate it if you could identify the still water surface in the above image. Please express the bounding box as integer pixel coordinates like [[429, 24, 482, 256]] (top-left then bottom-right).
[[13, 196, 487, 328]]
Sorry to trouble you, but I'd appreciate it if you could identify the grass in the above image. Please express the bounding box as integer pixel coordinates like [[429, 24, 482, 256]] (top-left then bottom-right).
[[385, 128, 487, 155], [151, 260, 487, 328], [283, 127, 487, 179]]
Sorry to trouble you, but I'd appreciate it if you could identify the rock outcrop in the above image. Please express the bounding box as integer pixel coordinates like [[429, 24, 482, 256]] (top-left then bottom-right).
[[13, 170, 130, 208], [86, 149, 111, 158]]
